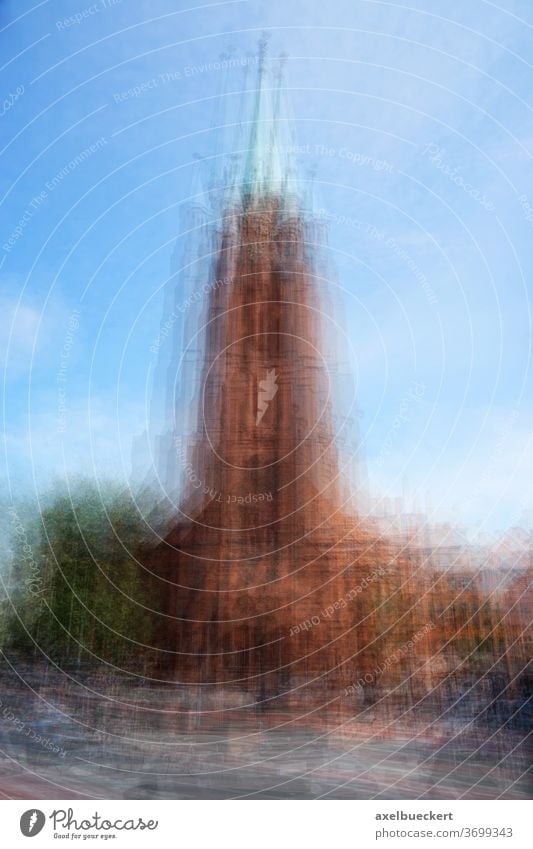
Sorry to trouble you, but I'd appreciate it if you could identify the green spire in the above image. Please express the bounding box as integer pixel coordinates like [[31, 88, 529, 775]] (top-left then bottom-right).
[[242, 37, 288, 202]]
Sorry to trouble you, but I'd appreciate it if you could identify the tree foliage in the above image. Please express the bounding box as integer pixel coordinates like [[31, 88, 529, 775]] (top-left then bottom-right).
[[0, 479, 157, 670]]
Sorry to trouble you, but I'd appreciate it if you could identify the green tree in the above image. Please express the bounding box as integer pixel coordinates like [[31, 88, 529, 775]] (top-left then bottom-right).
[[0, 479, 158, 671]]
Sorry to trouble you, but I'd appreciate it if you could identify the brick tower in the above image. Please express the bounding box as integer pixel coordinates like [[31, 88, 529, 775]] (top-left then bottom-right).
[[147, 47, 394, 712]]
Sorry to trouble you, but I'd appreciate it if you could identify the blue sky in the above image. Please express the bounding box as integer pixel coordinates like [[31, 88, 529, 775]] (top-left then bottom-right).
[[1, 0, 532, 533]]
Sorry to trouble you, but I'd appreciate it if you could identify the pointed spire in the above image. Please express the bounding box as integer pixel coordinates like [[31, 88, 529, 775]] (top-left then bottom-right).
[[242, 35, 288, 203], [266, 51, 287, 188]]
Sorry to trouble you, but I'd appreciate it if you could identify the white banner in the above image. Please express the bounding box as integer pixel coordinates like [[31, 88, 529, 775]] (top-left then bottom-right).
[[1, 799, 531, 848]]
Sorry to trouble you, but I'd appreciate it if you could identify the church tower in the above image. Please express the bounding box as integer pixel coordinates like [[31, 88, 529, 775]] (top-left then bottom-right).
[[146, 44, 389, 712]]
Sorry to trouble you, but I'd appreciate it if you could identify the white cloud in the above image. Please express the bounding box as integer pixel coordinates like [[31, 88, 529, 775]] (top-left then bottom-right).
[[2, 394, 147, 495]]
